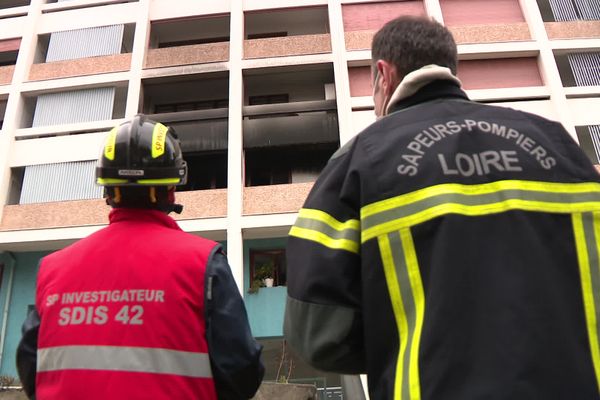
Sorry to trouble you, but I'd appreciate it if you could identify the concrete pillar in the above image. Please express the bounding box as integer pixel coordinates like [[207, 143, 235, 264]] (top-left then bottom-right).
[[519, 0, 575, 139], [124, 0, 151, 118], [0, 0, 44, 220], [424, 0, 445, 23], [227, 0, 245, 294], [328, 0, 355, 146]]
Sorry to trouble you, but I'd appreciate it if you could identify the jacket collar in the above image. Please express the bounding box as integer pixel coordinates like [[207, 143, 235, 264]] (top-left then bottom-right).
[[109, 208, 182, 231], [385, 64, 468, 115]]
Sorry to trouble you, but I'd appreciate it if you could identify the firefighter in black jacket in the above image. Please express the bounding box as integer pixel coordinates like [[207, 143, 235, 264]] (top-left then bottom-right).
[[284, 16, 600, 400]]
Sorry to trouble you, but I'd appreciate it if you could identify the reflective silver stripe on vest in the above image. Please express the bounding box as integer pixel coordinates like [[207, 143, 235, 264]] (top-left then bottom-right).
[[37, 346, 212, 378]]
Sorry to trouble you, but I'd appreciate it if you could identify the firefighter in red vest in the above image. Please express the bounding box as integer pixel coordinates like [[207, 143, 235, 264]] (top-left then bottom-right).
[[16, 114, 264, 400]]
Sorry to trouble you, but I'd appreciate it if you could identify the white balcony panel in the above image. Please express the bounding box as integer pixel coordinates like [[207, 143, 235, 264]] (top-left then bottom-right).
[[569, 98, 600, 126], [38, 2, 137, 33], [11, 132, 107, 167], [488, 100, 559, 122], [0, 16, 26, 41]]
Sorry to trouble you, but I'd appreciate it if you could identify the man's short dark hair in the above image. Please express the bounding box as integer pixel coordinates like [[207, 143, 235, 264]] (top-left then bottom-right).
[[371, 15, 457, 77]]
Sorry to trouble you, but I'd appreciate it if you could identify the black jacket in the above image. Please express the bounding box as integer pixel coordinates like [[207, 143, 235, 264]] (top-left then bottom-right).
[[285, 78, 600, 399]]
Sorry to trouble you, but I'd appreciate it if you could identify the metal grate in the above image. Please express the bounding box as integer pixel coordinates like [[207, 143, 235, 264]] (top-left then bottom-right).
[[19, 161, 103, 204], [589, 125, 600, 161], [548, 0, 600, 21], [32, 87, 115, 127], [46, 24, 124, 62], [567, 52, 600, 86]]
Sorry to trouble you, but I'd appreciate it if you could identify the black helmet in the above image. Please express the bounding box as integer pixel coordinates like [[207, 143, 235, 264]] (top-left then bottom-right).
[[96, 114, 187, 187]]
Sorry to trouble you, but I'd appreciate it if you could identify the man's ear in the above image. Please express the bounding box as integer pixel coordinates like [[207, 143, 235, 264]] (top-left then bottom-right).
[[376, 59, 400, 97]]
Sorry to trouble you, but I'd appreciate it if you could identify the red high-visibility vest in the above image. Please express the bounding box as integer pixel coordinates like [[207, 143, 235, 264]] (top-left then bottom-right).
[[35, 208, 217, 400]]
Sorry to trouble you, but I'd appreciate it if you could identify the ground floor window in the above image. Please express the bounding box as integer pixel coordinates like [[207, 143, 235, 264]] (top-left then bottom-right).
[[250, 249, 286, 288]]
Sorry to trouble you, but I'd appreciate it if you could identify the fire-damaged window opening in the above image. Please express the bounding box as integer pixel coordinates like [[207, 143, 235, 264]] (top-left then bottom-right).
[[243, 65, 339, 187], [150, 113, 229, 192], [143, 73, 229, 192], [245, 144, 336, 187]]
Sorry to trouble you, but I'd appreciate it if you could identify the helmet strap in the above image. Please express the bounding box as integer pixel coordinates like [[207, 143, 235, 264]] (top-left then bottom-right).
[[113, 187, 121, 204], [104, 186, 184, 215], [149, 187, 157, 203]]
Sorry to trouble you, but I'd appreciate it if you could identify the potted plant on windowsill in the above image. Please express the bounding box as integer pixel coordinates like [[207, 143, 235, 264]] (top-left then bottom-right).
[[248, 261, 275, 294]]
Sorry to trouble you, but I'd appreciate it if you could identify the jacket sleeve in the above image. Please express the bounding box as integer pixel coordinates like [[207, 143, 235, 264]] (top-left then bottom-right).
[[16, 307, 40, 400], [205, 246, 265, 400], [284, 137, 366, 374]]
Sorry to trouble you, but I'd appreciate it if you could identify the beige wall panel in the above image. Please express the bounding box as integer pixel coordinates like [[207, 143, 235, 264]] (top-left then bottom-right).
[[29, 54, 131, 81], [244, 34, 331, 59], [0, 189, 228, 231], [345, 30, 374, 51], [243, 183, 313, 215], [545, 21, 600, 40], [0, 65, 14, 86], [145, 43, 229, 69], [450, 23, 531, 44]]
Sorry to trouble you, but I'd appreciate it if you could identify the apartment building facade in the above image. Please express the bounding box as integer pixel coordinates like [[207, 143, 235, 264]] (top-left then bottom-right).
[[0, 0, 598, 395]]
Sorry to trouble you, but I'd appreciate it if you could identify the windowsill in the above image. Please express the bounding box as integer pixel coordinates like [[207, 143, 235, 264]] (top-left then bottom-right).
[[563, 86, 600, 98]]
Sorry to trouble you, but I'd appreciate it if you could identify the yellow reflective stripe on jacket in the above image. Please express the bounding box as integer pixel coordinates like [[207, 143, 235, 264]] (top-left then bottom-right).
[[378, 229, 424, 400], [572, 213, 600, 392], [290, 208, 360, 254], [362, 180, 600, 242], [298, 208, 360, 231]]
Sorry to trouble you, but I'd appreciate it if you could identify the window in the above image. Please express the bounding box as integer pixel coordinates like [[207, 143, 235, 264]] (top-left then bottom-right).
[[245, 145, 335, 187], [158, 36, 230, 48], [154, 99, 228, 114], [179, 152, 227, 191], [248, 94, 289, 105], [250, 249, 286, 287], [247, 32, 287, 40]]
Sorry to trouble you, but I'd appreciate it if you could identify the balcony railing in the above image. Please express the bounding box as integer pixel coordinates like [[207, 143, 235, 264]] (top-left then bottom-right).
[[243, 100, 338, 148]]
